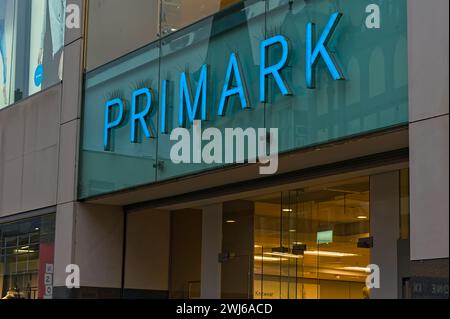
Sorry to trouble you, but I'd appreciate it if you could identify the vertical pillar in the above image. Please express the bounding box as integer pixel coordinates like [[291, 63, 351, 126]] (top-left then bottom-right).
[[201, 204, 223, 299], [53, 202, 124, 298], [408, 0, 449, 262], [370, 171, 400, 299]]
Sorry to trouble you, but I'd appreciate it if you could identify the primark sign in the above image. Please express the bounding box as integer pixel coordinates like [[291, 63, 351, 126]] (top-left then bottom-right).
[[102, 12, 345, 170]]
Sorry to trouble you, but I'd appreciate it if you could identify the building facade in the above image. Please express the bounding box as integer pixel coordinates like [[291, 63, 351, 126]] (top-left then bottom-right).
[[0, 0, 448, 299]]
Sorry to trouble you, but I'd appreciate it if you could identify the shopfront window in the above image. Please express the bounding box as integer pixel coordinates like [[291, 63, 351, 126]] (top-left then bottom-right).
[[0, 0, 66, 110], [252, 177, 371, 299], [0, 214, 56, 299]]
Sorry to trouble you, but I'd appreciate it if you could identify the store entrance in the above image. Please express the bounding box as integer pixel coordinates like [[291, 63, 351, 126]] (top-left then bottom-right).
[[123, 170, 407, 299], [252, 177, 371, 299]]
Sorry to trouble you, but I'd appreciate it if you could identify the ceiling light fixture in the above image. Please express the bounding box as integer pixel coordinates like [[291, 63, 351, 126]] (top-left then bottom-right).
[[264, 252, 301, 259], [357, 216, 368, 220], [304, 251, 357, 257], [226, 220, 236, 223], [254, 256, 288, 262], [341, 266, 371, 273]]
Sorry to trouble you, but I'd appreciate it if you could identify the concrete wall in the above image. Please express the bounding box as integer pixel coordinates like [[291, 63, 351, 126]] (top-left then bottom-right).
[[408, 0, 449, 261], [0, 0, 85, 218], [0, 85, 61, 217], [170, 209, 202, 299], [53, 202, 124, 298], [124, 209, 170, 293], [201, 204, 223, 299], [51, 0, 129, 297]]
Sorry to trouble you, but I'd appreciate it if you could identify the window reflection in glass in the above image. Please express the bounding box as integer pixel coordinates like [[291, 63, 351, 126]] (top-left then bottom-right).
[[0, 0, 66, 110], [161, 0, 242, 36], [0, 214, 55, 299], [86, 0, 160, 71]]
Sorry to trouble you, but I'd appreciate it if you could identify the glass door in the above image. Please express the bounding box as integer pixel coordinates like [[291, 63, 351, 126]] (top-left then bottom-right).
[[253, 176, 371, 299]]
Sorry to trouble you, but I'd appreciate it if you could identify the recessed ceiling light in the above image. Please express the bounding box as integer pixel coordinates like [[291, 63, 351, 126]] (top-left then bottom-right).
[[341, 266, 372, 273], [304, 251, 357, 257], [254, 256, 288, 262], [35, 227, 39, 231], [226, 220, 236, 223], [357, 216, 368, 220], [289, 229, 296, 232], [264, 252, 301, 259], [282, 208, 293, 212]]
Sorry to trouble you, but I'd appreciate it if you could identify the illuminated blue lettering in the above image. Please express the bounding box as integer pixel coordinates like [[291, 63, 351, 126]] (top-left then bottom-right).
[[160, 80, 168, 134], [179, 64, 208, 127], [259, 35, 291, 103], [306, 12, 345, 89], [218, 53, 249, 116], [104, 98, 124, 150], [130, 88, 153, 143]]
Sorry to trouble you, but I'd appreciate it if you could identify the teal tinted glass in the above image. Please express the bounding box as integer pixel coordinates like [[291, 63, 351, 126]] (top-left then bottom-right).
[[266, 0, 408, 151], [80, 0, 408, 199], [79, 43, 160, 198], [157, 0, 266, 180]]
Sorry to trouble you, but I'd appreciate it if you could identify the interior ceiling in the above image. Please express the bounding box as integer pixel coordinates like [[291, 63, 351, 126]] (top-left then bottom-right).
[[250, 176, 370, 222], [248, 177, 369, 202]]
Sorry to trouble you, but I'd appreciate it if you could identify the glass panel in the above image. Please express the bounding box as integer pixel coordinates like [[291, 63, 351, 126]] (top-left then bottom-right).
[[266, 0, 408, 153], [86, 0, 160, 71], [161, 0, 242, 36], [157, 0, 265, 181], [0, 0, 66, 110], [0, 214, 56, 299], [252, 176, 370, 299], [254, 192, 282, 299], [0, 0, 14, 108], [312, 179, 370, 299], [79, 43, 160, 198], [79, 0, 408, 199]]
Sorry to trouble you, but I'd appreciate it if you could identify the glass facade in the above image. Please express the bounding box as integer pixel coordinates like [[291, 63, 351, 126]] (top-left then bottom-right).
[[123, 171, 411, 299], [86, 0, 243, 71], [0, 214, 56, 299], [252, 177, 370, 299], [86, 0, 160, 71], [0, 0, 66, 110], [79, 0, 408, 199]]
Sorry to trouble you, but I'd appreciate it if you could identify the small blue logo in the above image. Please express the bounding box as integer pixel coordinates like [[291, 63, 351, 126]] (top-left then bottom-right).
[[34, 64, 44, 87]]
